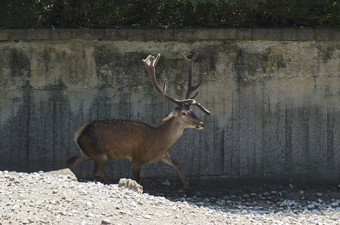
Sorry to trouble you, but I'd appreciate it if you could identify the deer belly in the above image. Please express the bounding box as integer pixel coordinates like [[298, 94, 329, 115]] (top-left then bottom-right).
[[103, 136, 142, 161], [106, 144, 134, 161]]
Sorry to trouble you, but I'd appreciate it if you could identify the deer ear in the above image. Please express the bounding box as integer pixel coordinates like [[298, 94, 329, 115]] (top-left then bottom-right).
[[161, 111, 176, 122]]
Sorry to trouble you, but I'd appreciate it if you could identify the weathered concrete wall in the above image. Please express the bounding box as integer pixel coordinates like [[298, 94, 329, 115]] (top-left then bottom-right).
[[0, 28, 339, 184]]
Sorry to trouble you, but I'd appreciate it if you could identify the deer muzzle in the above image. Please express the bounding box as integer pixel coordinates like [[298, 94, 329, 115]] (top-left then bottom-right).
[[196, 122, 205, 130]]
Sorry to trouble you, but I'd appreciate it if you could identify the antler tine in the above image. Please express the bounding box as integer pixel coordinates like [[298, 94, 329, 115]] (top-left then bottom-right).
[[191, 100, 211, 115], [180, 52, 205, 99], [143, 54, 194, 106], [181, 53, 211, 115]]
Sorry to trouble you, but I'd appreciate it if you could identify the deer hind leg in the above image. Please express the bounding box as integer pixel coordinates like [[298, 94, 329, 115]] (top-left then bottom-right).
[[161, 154, 190, 189], [67, 153, 90, 169]]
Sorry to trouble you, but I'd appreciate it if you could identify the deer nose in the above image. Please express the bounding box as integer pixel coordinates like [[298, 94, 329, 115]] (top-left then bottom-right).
[[196, 122, 204, 130]]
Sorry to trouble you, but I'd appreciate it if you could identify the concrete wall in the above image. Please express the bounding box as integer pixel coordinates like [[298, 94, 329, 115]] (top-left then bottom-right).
[[0, 28, 339, 184]]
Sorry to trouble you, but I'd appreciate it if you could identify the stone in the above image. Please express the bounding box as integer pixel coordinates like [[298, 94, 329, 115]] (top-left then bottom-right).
[[162, 180, 171, 186], [331, 202, 339, 207], [118, 178, 143, 194], [143, 215, 152, 219], [307, 203, 316, 209], [243, 194, 250, 198], [45, 169, 78, 181], [101, 218, 112, 224]]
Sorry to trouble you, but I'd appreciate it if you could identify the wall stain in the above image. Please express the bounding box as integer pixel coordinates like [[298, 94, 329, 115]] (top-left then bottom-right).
[[317, 45, 334, 63]]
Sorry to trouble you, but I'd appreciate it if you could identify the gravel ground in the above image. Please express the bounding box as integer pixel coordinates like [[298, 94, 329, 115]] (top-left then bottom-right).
[[1, 170, 340, 225]]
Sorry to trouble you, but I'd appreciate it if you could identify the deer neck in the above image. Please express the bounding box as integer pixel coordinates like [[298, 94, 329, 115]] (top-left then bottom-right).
[[155, 118, 185, 152]]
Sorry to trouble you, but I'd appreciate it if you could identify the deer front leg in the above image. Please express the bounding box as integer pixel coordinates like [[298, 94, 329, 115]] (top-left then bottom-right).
[[131, 161, 143, 183], [161, 154, 190, 189], [93, 158, 112, 184]]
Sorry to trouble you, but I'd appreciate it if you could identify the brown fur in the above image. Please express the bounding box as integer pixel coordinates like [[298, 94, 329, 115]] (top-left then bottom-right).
[[67, 108, 204, 188]]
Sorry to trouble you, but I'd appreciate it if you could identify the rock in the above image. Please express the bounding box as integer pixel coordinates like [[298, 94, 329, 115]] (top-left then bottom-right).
[[331, 202, 339, 207], [280, 200, 299, 207], [45, 168, 78, 181], [316, 192, 323, 197], [216, 199, 225, 205], [22, 219, 30, 224], [162, 180, 171, 186], [118, 178, 143, 194], [143, 214, 152, 219], [307, 203, 316, 209], [101, 218, 112, 224], [243, 194, 250, 198]]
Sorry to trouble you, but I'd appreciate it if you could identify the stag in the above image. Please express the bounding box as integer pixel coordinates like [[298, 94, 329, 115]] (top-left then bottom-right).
[[67, 53, 210, 189]]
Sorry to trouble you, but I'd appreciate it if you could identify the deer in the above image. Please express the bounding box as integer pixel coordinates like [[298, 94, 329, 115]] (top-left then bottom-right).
[[66, 53, 210, 189]]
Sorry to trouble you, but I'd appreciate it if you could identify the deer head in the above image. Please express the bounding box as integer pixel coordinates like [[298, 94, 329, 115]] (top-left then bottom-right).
[[142, 53, 210, 130]]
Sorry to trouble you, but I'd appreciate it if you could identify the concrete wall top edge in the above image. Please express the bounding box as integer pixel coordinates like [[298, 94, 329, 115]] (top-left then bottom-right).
[[0, 28, 339, 41]]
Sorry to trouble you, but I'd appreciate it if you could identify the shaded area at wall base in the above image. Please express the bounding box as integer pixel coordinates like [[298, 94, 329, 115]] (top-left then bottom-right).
[[72, 170, 340, 188]]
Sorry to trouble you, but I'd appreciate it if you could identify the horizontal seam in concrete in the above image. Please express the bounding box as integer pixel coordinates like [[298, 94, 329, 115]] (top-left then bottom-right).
[[0, 28, 339, 41], [2, 75, 340, 92]]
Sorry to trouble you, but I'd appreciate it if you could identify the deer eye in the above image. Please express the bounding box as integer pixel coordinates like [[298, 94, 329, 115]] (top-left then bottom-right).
[[181, 111, 188, 116]]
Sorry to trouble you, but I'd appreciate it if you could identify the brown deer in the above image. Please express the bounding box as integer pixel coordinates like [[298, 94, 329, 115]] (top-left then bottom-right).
[[67, 53, 210, 189]]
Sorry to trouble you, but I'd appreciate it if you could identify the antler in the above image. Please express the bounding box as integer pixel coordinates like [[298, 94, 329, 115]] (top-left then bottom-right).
[[180, 52, 205, 99], [142, 54, 193, 106], [143, 54, 210, 115]]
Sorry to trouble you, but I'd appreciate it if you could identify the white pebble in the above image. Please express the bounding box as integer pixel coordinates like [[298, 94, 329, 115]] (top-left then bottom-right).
[[143, 214, 152, 219]]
